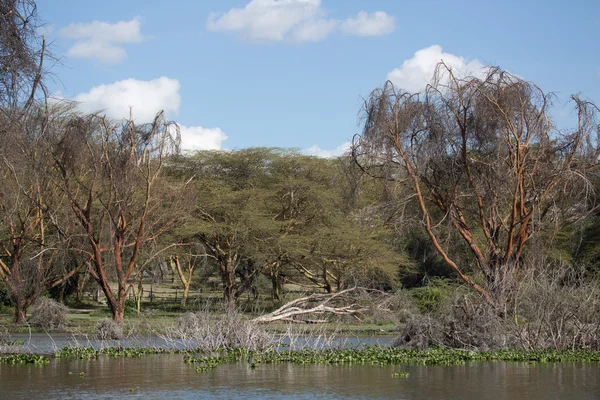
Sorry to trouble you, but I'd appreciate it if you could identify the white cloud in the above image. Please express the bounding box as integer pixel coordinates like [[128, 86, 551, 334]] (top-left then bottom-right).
[[206, 0, 394, 43], [179, 125, 228, 151], [207, 0, 323, 42], [60, 18, 144, 64], [73, 77, 181, 122], [302, 141, 351, 158], [340, 11, 395, 37], [387, 45, 486, 93], [68, 77, 227, 151], [291, 18, 338, 42]]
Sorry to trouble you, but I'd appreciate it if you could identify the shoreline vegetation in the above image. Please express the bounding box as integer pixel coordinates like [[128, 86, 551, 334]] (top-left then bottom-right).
[[3, 345, 600, 368], [2, 1, 600, 372]]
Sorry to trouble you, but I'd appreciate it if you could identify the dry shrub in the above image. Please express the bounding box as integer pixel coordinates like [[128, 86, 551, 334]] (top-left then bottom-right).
[[96, 318, 123, 340], [163, 307, 273, 351], [0, 325, 10, 343], [29, 298, 68, 331], [394, 293, 507, 350], [394, 264, 600, 351], [512, 266, 600, 350]]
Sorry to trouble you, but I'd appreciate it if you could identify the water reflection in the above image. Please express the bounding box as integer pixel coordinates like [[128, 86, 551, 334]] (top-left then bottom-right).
[[7, 332, 395, 354], [1, 355, 599, 399]]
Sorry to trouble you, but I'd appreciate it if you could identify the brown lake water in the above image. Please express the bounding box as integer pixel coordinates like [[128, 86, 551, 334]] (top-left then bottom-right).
[[1, 354, 599, 399]]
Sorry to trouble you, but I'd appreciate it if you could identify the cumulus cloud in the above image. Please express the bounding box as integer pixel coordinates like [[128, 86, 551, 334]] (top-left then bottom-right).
[[302, 141, 351, 158], [69, 77, 228, 151], [387, 45, 486, 93], [206, 0, 395, 43], [291, 18, 338, 42], [60, 17, 144, 64], [340, 11, 395, 37], [73, 77, 181, 122], [179, 125, 228, 151], [207, 0, 323, 42]]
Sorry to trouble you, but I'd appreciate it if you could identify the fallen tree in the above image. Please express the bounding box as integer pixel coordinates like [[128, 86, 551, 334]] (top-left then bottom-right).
[[251, 287, 382, 324]]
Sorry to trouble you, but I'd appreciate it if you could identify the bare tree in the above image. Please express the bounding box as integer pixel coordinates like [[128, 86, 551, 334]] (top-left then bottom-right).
[[0, 1, 72, 324], [0, 0, 49, 121], [52, 111, 181, 323], [354, 63, 599, 312], [0, 105, 85, 324]]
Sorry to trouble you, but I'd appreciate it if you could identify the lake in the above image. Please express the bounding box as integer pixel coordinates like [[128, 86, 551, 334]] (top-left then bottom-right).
[[1, 353, 599, 399]]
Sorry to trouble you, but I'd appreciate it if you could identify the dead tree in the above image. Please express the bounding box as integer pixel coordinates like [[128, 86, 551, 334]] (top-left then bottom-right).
[[354, 63, 600, 313], [252, 287, 373, 324], [52, 111, 182, 323]]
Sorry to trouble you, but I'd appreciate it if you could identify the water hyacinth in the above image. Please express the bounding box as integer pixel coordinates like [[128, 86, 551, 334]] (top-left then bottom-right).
[[0, 354, 50, 365]]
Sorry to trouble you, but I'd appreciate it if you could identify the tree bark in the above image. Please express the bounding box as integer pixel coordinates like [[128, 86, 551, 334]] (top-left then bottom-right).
[[271, 273, 280, 300], [220, 255, 238, 305], [181, 285, 189, 307], [111, 301, 125, 324], [13, 299, 28, 325]]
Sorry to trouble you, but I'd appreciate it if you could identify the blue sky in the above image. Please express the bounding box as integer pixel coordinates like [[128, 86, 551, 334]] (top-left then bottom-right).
[[37, 0, 600, 156]]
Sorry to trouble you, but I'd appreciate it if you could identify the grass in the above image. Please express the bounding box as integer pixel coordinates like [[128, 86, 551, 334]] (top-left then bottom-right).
[[0, 279, 398, 336]]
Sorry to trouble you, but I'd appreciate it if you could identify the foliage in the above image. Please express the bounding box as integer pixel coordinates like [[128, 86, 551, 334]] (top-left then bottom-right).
[[167, 148, 408, 303], [185, 346, 600, 369], [0, 354, 49, 365], [0, 283, 13, 307], [410, 286, 446, 314], [55, 345, 169, 360]]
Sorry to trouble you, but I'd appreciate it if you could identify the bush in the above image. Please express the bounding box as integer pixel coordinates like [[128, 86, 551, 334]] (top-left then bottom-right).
[[394, 265, 600, 351], [0, 283, 13, 306], [0, 325, 10, 343], [96, 318, 123, 340], [29, 298, 68, 331], [394, 292, 508, 350], [512, 267, 600, 350], [164, 307, 273, 351], [411, 285, 446, 314]]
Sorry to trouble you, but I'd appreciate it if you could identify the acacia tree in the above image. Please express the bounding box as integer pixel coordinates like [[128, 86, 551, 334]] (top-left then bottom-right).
[[169, 241, 209, 307], [0, 106, 86, 323], [0, 1, 73, 324], [354, 63, 599, 311], [52, 111, 181, 323], [175, 148, 280, 304], [260, 153, 406, 296], [259, 153, 339, 297]]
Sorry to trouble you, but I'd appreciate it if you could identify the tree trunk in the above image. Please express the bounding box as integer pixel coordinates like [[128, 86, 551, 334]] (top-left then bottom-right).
[[322, 265, 332, 294], [76, 273, 86, 303], [484, 259, 519, 316], [57, 283, 65, 304], [223, 277, 235, 305], [13, 300, 27, 325], [112, 301, 125, 324], [271, 273, 280, 300], [181, 284, 189, 307], [135, 276, 144, 313], [221, 258, 237, 305]]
